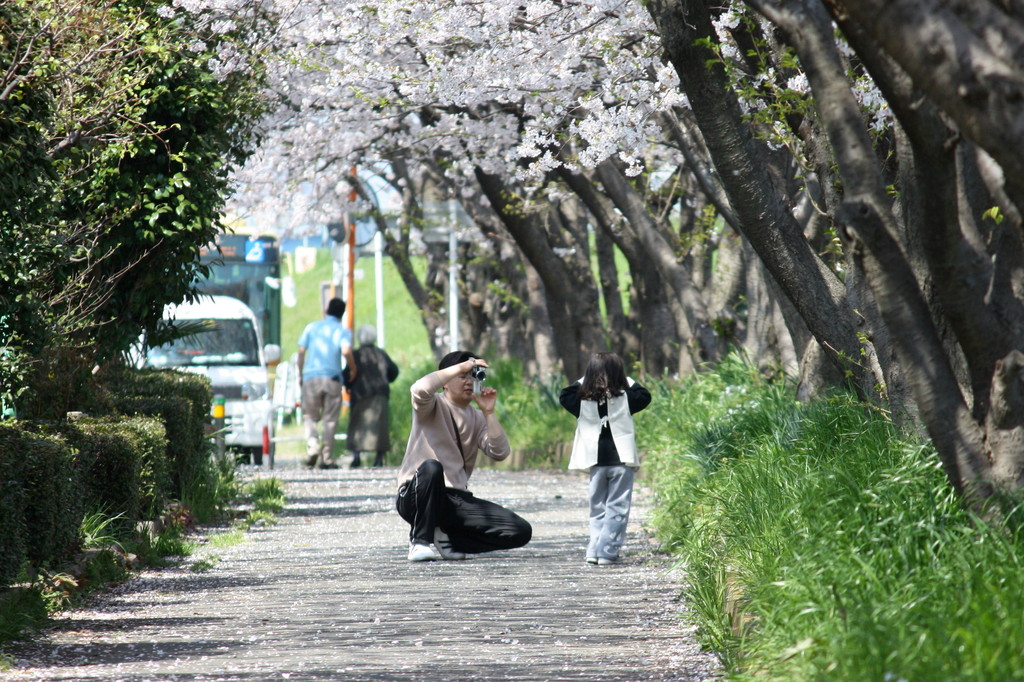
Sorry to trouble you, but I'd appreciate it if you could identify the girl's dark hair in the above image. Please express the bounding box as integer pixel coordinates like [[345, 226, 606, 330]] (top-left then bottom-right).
[[579, 352, 627, 401]]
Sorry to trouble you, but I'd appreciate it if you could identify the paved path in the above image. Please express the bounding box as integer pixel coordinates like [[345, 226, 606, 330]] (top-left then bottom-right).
[[2, 459, 720, 681]]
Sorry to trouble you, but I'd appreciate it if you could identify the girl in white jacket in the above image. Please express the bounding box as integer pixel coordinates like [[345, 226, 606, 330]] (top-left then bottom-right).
[[559, 352, 651, 566]]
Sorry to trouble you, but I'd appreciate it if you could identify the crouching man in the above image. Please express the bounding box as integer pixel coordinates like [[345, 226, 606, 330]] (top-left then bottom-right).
[[395, 351, 532, 561]]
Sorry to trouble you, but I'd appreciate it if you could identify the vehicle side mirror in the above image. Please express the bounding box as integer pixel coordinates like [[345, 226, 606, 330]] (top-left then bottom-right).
[[264, 344, 282, 365]]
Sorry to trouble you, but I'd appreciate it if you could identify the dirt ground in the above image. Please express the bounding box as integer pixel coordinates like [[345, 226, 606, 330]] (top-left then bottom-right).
[[1, 456, 721, 681]]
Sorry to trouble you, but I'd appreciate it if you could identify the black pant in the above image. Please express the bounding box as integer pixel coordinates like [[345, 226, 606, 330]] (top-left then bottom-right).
[[395, 460, 532, 554]]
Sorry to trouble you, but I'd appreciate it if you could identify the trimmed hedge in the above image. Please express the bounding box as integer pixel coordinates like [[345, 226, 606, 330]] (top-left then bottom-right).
[[0, 366, 212, 589], [65, 416, 168, 521], [107, 368, 211, 497], [0, 424, 29, 585], [21, 430, 80, 566], [0, 423, 80, 585]]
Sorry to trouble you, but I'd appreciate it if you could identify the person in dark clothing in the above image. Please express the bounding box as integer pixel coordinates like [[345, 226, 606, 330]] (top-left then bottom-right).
[[344, 325, 399, 468], [559, 352, 651, 566]]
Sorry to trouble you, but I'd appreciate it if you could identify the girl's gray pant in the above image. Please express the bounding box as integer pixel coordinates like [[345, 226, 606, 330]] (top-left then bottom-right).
[[587, 464, 635, 560]]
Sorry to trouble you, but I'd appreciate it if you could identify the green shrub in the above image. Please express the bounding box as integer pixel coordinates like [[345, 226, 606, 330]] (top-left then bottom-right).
[[182, 453, 235, 523], [19, 430, 81, 567], [105, 368, 211, 491], [0, 587, 48, 642], [69, 416, 169, 521], [0, 422, 81, 580], [0, 424, 30, 585], [108, 369, 208, 493]]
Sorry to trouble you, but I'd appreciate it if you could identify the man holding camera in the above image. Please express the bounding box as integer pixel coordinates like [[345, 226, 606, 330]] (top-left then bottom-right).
[[395, 351, 533, 561]]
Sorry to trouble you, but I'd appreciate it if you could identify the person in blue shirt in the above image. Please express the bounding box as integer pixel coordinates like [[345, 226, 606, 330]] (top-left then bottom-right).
[[297, 298, 356, 469]]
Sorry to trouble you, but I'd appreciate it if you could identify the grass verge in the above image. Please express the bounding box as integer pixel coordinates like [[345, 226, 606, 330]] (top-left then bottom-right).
[[191, 476, 286, 571], [644, 353, 1024, 680]]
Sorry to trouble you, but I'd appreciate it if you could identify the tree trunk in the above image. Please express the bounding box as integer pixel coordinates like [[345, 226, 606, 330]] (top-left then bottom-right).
[[753, 0, 1002, 506], [474, 168, 606, 378], [559, 165, 685, 375], [594, 159, 718, 365], [644, 0, 872, 395], [836, 0, 1024, 213]]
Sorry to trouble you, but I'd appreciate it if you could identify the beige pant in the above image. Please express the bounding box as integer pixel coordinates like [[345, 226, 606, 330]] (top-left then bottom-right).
[[301, 376, 342, 464]]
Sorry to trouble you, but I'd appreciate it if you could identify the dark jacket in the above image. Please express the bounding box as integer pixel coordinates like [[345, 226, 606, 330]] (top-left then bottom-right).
[[344, 346, 399, 402]]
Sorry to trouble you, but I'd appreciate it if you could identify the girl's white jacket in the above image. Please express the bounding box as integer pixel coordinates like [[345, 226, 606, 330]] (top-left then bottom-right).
[[567, 378, 640, 471]]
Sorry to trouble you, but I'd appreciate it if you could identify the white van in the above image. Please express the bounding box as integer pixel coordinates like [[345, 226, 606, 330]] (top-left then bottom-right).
[[144, 294, 281, 466]]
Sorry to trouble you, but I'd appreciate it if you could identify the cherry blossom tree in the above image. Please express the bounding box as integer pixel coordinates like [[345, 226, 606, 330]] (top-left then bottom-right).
[[229, 0, 776, 377], [644, 0, 1024, 508], [223, 0, 1024, 507]]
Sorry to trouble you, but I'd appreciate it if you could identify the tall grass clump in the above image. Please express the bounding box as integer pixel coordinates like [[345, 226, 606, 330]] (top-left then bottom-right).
[[645, 353, 1024, 680]]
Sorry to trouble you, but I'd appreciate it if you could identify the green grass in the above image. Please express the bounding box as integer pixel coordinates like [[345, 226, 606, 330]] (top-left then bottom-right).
[[644, 353, 1024, 680], [280, 248, 432, 369], [193, 476, 285, 566], [0, 588, 48, 643], [80, 510, 127, 551]]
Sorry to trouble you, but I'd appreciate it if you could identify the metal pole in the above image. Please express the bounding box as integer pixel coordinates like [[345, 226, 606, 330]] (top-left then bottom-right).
[[448, 227, 458, 352], [347, 170, 358, 334], [375, 230, 385, 348], [346, 216, 356, 333], [212, 395, 226, 463]]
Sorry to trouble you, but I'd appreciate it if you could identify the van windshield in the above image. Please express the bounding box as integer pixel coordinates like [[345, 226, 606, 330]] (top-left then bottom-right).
[[146, 319, 260, 367]]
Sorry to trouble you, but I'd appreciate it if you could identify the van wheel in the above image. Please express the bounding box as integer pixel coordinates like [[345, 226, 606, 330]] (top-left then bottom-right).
[[248, 446, 264, 466]]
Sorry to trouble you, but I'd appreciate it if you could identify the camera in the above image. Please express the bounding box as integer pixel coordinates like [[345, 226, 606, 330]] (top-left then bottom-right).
[[471, 364, 486, 394]]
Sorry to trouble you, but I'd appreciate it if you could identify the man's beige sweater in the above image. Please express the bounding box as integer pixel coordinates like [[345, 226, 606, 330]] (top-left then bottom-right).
[[396, 370, 511, 490]]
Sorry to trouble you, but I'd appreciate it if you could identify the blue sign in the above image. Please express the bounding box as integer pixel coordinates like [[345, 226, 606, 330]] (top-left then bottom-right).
[[245, 239, 266, 263]]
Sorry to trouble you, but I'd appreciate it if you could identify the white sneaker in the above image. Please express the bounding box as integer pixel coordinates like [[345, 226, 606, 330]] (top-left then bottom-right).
[[408, 542, 441, 562], [433, 528, 467, 560]]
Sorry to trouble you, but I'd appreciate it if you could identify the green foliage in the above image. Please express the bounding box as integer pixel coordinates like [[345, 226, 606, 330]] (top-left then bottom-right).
[[15, 347, 110, 421], [0, 588, 48, 643], [79, 511, 127, 551], [645, 354, 1024, 680], [0, 4, 58, 411], [0, 425, 29, 585], [115, 394, 197, 494], [147, 525, 197, 561], [0, 423, 84, 578], [108, 368, 212, 498], [36, 569, 78, 614], [10, 428, 81, 568], [182, 455, 239, 525], [246, 477, 286, 515], [1, 0, 271, 412], [78, 416, 170, 521]]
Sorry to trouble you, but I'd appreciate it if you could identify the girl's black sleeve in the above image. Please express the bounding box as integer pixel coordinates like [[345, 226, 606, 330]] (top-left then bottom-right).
[[559, 382, 582, 417], [627, 383, 652, 414]]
